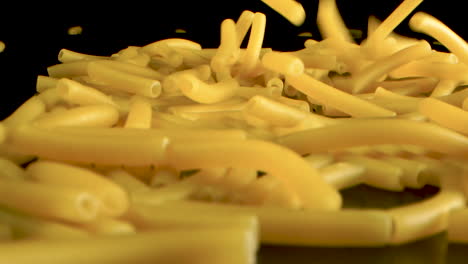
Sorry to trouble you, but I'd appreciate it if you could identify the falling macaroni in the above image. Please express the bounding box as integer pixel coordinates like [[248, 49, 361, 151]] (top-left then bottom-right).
[[2, 0, 468, 263]]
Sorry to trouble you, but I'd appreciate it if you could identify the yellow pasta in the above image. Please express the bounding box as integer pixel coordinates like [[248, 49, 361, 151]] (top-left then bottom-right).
[[278, 119, 468, 157], [364, 0, 424, 56], [26, 161, 129, 217], [0, 223, 12, 241], [33, 104, 120, 128], [76, 217, 136, 235], [235, 10, 255, 46], [4, 124, 169, 166], [124, 96, 152, 129], [448, 208, 468, 243], [0, 207, 89, 239], [418, 97, 468, 136], [286, 73, 396, 117], [56, 78, 117, 106], [58, 49, 106, 63], [0, 177, 100, 223], [261, 51, 304, 76], [158, 200, 392, 247], [238, 12, 266, 76], [167, 139, 341, 210], [317, 0, 352, 42], [259, 0, 305, 26], [36, 75, 58, 93], [47, 60, 90, 78], [0, 228, 257, 264], [0, 157, 27, 180], [87, 61, 162, 98], [2, 96, 45, 127], [176, 73, 239, 104], [409, 12, 468, 66], [338, 154, 404, 191], [319, 162, 365, 190], [351, 40, 432, 93], [389, 191, 465, 244]]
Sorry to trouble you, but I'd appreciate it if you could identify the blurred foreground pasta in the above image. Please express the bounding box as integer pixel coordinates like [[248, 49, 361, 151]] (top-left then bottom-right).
[[2, 0, 468, 263]]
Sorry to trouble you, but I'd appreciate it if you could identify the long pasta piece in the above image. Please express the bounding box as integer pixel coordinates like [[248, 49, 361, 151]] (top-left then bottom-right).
[[277, 119, 468, 158], [0, 228, 257, 264], [418, 97, 468, 136], [158, 200, 392, 247], [26, 161, 129, 217], [0, 207, 89, 239], [0, 178, 100, 223], [167, 139, 341, 210], [286, 73, 396, 118]]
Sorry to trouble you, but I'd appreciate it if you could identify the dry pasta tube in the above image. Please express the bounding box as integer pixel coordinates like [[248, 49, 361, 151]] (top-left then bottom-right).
[[0, 177, 100, 223], [286, 73, 396, 118], [238, 12, 266, 76], [351, 40, 432, 93], [0, 223, 12, 240], [320, 162, 365, 190], [273, 96, 310, 112], [36, 87, 62, 110], [222, 167, 257, 191], [32, 104, 120, 128], [167, 139, 341, 210], [338, 155, 404, 191], [363, 0, 423, 56], [0, 207, 89, 239], [243, 95, 307, 127], [58, 48, 107, 63], [382, 156, 429, 189], [47, 126, 247, 142], [131, 180, 197, 205], [389, 60, 468, 82], [438, 87, 468, 107], [236, 10, 255, 46], [431, 79, 459, 97], [36, 75, 58, 93], [372, 77, 438, 96], [124, 96, 152, 129], [317, 0, 352, 42], [141, 38, 202, 53], [237, 85, 282, 99], [76, 217, 136, 235], [211, 19, 240, 72], [26, 160, 129, 217], [161, 200, 392, 247], [241, 174, 301, 209], [388, 191, 465, 245], [0, 157, 27, 180], [303, 153, 334, 169], [5, 125, 169, 166], [56, 78, 116, 106], [261, 51, 304, 76], [410, 12, 468, 66], [448, 208, 468, 243], [128, 202, 258, 235], [365, 97, 421, 114], [176, 73, 239, 104], [47, 61, 90, 78], [0, 228, 257, 264], [87, 61, 162, 98], [106, 169, 150, 193], [92, 60, 164, 80], [419, 97, 468, 136], [260, 0, 305, 26], [294, 52, 339, 71], [162, 65, 212, 95], [277, 119, 468, 158], [2, 96, 45, 127]]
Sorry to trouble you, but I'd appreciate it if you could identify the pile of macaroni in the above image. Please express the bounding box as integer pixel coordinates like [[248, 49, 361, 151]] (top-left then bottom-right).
[[1, 0, 468, 263]]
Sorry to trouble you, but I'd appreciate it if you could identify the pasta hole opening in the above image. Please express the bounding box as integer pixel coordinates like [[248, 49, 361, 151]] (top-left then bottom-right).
[[76, 193, 100, 220], [150, 81, 162, 98]]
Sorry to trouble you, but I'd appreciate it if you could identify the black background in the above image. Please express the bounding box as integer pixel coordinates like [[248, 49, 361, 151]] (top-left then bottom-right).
[[1, 1, 468, 263], [0, 0, 467, 119]]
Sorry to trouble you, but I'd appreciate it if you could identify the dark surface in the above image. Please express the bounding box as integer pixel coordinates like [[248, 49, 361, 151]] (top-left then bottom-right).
[[1, 1, 468, 263]]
